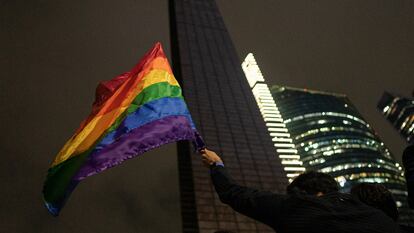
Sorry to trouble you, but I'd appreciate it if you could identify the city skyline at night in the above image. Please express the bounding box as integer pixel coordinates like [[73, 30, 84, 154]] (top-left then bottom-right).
[[272, 86, 414, 224], [243, 53, 413, 224], [2, 0, 414, 232]]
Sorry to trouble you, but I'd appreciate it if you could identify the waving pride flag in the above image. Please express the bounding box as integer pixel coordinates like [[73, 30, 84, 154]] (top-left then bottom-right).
[[43, 42, 204, 216]]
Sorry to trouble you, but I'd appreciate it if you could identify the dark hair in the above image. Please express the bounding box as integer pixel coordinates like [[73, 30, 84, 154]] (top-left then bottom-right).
[[287, 171, 339, 195], [351, 183, 399, 221]]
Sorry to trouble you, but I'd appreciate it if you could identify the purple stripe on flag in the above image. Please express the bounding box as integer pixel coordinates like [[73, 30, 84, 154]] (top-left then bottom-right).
[[73, 115, 195, 180]]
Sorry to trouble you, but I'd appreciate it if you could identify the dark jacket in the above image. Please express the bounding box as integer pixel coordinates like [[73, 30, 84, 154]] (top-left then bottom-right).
[[210, 165, 402, 233]]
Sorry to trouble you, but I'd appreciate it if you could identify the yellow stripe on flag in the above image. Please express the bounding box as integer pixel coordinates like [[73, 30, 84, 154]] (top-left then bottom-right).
[[51, 68, 179, 167]]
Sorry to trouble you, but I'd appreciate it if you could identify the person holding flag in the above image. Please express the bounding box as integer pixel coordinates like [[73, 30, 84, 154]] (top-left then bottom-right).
[[200, 148, 402, 233]]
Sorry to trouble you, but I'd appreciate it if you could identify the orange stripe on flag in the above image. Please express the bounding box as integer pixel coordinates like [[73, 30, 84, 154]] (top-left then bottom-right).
[[51, 54, 176, 167]]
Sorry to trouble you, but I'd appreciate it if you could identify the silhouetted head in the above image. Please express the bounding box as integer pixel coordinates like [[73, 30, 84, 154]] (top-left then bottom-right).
[[351, 183, 398, 221], [287, 171, 339, 195]]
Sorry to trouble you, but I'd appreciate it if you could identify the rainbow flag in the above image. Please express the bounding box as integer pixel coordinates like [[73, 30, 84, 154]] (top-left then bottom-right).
[[43, 42, 204, 216]]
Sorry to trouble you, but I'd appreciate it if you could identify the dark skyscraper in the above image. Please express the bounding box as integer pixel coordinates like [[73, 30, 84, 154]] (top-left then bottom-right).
[[378, 92, 414, 144], [169, 0, 288, 232]]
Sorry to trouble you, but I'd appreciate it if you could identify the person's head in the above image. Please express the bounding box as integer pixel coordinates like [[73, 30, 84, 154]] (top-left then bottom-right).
[[287, 171, 339, 196], [350, 183, 399, 221]]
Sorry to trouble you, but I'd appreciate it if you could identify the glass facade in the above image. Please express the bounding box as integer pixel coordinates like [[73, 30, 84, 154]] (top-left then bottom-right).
[[271, 86, 413, 224], [378, 92, 414, 144]]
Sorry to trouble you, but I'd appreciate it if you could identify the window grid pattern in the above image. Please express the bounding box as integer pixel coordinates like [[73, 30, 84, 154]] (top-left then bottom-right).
[[242, 53, 304, 182], [170, 1, 288, 232]]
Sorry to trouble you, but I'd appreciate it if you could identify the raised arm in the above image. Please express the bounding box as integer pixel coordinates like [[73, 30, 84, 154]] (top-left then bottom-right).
[[200, 149, 287, 227]]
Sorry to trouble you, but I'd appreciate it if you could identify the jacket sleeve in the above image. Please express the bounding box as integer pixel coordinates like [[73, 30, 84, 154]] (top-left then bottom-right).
[[210, 165, 287, 227]]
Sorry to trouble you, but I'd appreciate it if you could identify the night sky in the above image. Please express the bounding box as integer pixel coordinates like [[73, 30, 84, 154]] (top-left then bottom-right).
[[216, 0, 413, 163], [1, 0, 413, 232]]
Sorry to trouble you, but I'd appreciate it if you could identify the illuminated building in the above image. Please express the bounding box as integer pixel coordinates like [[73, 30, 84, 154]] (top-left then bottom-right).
[[271, 86, 414, 224], [271, 86, 404, 188], [378, 92, 414, 144], [242, 53, 305, 182], [242, 53, 413, 224]]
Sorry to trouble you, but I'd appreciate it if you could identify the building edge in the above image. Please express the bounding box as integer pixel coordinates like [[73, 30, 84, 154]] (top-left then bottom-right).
[[169, 0, 200, 232]]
